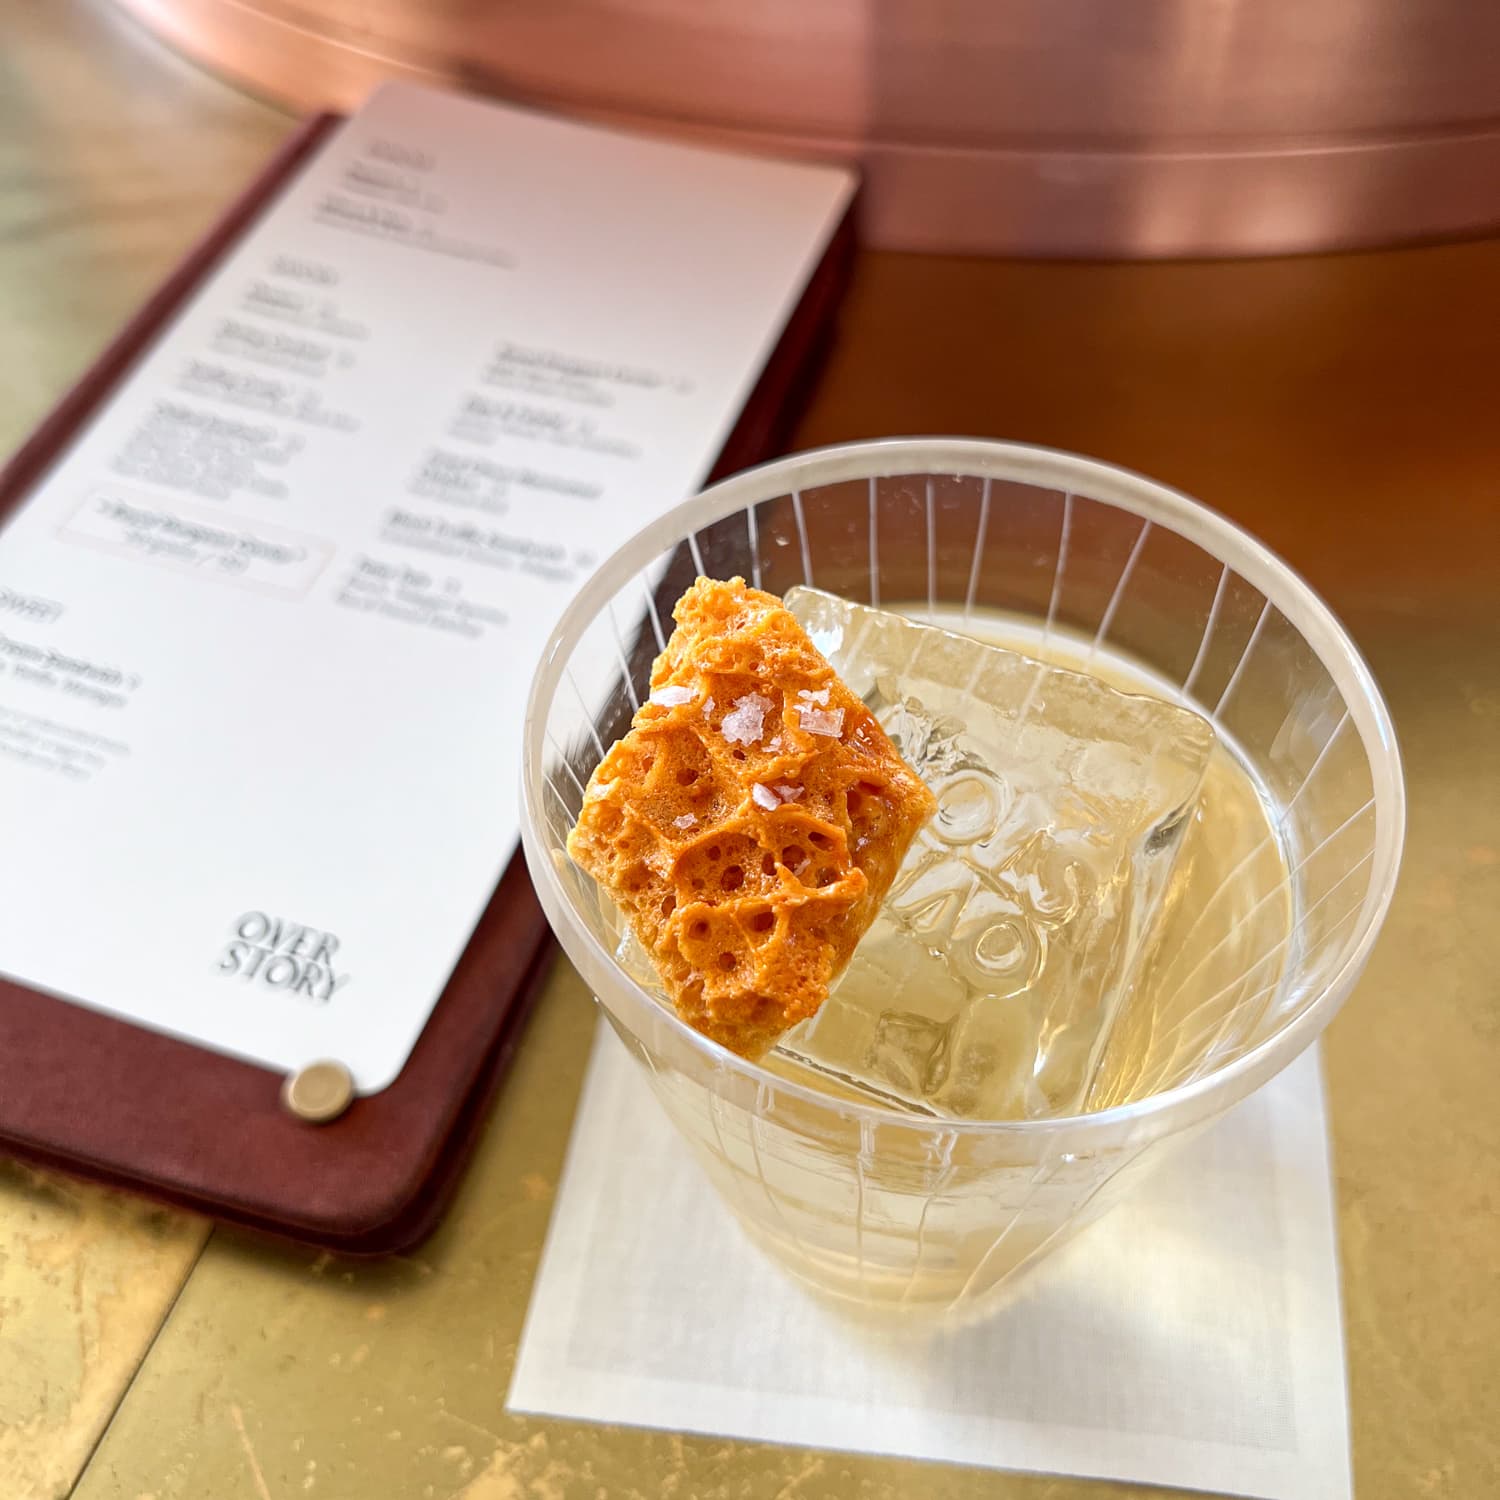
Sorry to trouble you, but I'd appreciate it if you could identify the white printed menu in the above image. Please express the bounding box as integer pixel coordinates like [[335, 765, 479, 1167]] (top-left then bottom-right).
[[0, 82, 855, 1092]]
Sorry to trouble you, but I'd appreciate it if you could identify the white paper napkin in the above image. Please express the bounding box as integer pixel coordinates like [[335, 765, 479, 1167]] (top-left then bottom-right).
[[509, 1025, 1351, 1500]]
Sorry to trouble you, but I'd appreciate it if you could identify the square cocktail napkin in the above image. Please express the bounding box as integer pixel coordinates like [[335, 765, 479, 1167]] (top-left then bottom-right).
[[509, 1025, 1351, 1500]]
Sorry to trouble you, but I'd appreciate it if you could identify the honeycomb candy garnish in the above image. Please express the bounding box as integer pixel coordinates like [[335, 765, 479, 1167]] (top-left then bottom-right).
[[567, 576, 937, 1058]]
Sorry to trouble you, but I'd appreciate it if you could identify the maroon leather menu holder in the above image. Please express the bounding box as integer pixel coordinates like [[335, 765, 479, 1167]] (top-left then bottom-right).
[[0, 112, 856, 1253]]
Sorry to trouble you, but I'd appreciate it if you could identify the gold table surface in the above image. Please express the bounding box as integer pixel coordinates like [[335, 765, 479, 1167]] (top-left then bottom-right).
[[1, 4, 1496, 1498]]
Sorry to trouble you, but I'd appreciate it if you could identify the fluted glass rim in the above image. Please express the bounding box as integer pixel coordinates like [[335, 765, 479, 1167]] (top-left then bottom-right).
[[521, 437, 1405, 1141]]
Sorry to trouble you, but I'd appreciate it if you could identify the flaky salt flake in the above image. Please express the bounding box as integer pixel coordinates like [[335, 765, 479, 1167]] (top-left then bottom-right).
[[703, 697, 715, 715], [649, 685, 695, 707], [774, 783, 804, 802], [673, 813, 697, 830], [766, 735, 783, 751], [797, 686, 831, 706], [797, 705, 845, 737], [751, 783, 780, 811], [721, 692, 773, 745], [586, 778, 617, 800]]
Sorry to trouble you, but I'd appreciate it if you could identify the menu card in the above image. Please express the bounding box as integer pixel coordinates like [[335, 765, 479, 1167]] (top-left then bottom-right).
[[0, 82, 855, 1093]]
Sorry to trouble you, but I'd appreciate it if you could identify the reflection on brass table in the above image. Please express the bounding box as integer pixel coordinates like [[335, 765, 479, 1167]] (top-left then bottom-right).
[[1, 3, 1497, 1498]]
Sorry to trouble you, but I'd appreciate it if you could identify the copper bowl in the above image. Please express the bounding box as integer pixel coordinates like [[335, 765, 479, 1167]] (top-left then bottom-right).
[[115, 0, 1500, 258]]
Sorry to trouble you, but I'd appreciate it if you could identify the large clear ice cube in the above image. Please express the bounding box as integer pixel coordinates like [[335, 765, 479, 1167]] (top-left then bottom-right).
[[782, 588, 1215, 1120]]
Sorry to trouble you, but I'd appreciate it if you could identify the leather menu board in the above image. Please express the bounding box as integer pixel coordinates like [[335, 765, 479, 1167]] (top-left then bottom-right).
[[0, 98, 856, 1252]]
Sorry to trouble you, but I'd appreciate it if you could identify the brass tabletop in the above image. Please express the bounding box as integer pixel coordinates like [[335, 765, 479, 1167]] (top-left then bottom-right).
[[2, 3, 1497, 1497]]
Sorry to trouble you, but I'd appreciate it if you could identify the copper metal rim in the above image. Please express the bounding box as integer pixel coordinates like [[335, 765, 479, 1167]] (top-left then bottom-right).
[[112, 0, 1500, 259]]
